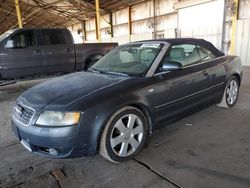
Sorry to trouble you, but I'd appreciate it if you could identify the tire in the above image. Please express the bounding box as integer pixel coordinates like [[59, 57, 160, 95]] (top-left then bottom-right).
[[85, 54, 103, 70], [100, 106, 148, 163], [217, 76, 239, 108]]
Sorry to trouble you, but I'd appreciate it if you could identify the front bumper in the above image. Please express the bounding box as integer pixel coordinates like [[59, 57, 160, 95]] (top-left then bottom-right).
[[11, 120, 96, 158]]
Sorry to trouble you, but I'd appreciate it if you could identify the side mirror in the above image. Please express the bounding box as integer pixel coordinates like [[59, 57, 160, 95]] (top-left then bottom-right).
[[4, 40, 15, 49], [161, 61, 182, 71]]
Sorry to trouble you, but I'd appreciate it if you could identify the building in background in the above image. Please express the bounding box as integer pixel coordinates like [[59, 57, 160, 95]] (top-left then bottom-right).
[[68, 0, 224, 48], [235, 0, 250, 66]]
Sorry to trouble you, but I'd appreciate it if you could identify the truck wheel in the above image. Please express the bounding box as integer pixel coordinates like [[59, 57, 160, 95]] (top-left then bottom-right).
[[85, 54, 103, 70], [217, 76, 239, 108], [99, 106, 148, 163]]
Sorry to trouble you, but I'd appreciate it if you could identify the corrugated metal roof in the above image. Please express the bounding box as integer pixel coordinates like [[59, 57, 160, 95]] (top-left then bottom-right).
[[0, 0, 145, 34]]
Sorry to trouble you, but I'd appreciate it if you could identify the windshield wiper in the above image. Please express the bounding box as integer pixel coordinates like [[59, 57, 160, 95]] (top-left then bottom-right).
[[103, 71, 129, 76], [88, 68, 101, 73], [89, 68, 131, 76]]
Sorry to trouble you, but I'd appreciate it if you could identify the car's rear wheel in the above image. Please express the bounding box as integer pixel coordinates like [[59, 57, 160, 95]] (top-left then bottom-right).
[[217, 76, 239, 108], [100, 106, 148, 163]]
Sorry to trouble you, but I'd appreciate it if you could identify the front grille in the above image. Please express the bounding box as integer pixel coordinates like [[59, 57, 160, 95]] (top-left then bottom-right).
[[13, 101, 35, 126]]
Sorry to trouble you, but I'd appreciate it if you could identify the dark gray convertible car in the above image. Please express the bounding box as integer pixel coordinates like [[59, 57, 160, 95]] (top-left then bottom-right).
[[11, 38, 243, 163]]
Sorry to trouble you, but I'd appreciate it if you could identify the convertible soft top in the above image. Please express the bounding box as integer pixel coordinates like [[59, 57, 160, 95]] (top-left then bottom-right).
[[136, 38, 225, 57]]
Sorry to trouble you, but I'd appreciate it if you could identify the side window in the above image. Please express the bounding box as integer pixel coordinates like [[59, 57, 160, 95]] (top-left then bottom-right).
[[197, 46, 216, 61], [167, 44, 200, 67], [42, 30, 67, 45], [4, 31, 35, 49]]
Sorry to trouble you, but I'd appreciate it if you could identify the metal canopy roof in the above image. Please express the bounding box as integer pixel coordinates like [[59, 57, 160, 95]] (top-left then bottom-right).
[[0, 0, 145, 34]]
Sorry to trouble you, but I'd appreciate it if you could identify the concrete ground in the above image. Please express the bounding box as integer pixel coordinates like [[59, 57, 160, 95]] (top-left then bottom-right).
[[0, 68, 250, 188]]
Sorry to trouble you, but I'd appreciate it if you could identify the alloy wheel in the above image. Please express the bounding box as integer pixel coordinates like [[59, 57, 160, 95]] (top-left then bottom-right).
[[226, 79, 238, 105], [110, 114, 144, 157]]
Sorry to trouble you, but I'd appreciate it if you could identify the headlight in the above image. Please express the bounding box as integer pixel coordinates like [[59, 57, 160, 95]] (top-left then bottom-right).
[[36, 111, 81, 126]]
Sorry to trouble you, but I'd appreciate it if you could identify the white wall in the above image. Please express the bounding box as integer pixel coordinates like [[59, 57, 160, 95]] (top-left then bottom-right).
[[235, 19, 250, 66], [69, 0, 223, 49], [235, 0, 250, 66], [239, 0, 250, 19], [67, 23, 83, 44], [72, 0, 178, 44], [178, 0, 224, 49]]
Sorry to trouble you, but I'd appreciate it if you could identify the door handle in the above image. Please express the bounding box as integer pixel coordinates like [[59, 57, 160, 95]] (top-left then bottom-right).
[[203, 70, 209, 76], [65, 48, 71, 52], [34, 49, 40, 54]]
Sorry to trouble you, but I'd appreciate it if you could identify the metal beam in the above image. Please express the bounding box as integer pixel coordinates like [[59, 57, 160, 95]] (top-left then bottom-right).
[[153, 0, 156, 39], [82, 21, 87, 41], [0, 7, 16, 27], [0, 7, 16, 16], [8, 0, 80, 30], [109, 12, 114, 38], [14, 0, 23, 28], [128, 6, 132, 42], [174, 0, 214, 9], [9, 8, 41, 30], [68, 0, 108, 15], [95, 0, 101, 42]]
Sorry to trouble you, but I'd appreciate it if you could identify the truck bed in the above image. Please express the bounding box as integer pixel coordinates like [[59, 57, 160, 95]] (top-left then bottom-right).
[[74, 43, 118, 71]]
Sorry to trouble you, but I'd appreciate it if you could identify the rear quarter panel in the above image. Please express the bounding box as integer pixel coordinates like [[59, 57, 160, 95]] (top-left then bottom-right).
[[220, 55, 243, 86]]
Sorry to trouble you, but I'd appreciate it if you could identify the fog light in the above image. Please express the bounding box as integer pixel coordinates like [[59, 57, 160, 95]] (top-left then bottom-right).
[[49, 148, 58, 156]]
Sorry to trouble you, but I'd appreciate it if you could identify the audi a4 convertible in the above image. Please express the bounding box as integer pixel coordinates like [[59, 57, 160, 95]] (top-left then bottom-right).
[[11, 38, 242, 163]]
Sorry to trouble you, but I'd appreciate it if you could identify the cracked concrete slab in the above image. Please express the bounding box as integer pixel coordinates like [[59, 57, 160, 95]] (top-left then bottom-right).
[[1, 68, 250, 188]]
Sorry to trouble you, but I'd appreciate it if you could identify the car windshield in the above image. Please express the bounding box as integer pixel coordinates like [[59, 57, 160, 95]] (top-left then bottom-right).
[[0, 30, 15, 43], [90, 43, 163, 76]]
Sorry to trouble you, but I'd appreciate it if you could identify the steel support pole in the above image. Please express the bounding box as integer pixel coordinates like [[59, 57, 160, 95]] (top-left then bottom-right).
[[128, 6, 132, 42], [109, 12, 114, 38], [153, 0, 156, 39], [95, 0, 101, 42], [14, 0, 23, 28], [82, 21, 87, 42]]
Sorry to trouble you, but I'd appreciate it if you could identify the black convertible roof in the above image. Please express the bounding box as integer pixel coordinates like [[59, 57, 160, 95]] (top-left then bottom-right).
[[135, 38, 225, 57]]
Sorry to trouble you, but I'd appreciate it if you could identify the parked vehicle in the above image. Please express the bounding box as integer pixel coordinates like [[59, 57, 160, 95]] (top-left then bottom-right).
[[0, 28, 117, 83], [11, 38, 242, 163]]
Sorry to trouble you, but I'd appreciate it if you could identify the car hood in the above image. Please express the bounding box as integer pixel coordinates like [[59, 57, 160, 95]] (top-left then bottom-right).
[[18, 72, 129, 109]]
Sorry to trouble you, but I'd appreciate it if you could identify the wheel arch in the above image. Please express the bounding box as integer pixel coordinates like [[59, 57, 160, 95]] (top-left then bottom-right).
[[127, 103, 153, 134], [82, 53, 104, 70], [95, 102, 153, 152], [231, 73, 241, 86]]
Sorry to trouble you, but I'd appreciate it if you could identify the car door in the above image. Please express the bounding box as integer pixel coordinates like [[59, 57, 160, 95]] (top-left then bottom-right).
[[0, 30, 44, 79], [148, 43, 211, 124], [197, 46, 226, 103], [41, 29, 75, 74]]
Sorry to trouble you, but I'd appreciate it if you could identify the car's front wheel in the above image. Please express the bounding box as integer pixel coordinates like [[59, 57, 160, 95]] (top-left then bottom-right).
[[100, 106, 148, 163], [217, 76, 239, 108]]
